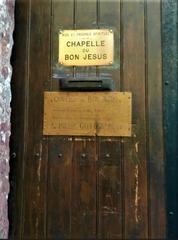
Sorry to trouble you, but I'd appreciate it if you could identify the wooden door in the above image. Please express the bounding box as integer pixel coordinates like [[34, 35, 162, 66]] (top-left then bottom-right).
[[10, 0, 166, 239]]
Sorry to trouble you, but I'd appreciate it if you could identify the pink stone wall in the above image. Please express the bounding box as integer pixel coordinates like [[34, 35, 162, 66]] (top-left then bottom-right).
[[0, 0, 15, 238]]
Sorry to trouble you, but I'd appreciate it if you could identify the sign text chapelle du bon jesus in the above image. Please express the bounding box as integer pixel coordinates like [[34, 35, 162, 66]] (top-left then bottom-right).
[[59, 29, 114, 66]]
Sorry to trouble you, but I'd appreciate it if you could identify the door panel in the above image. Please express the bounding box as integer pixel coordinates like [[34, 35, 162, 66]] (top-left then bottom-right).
[[47, 137, 72, 238], [10, 0, 166, 239], [122, 1, 148, 239], [98, 139, 122, 239], [21, 0, 51, 238], [71, 138, 97, 238], [147, 2, 166, 237]]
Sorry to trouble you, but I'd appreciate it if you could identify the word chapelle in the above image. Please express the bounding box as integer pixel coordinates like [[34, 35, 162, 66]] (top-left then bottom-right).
[[64, 40, 107, 61]]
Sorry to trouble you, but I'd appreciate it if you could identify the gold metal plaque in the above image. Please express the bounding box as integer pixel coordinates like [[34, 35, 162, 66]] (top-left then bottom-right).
[[43, 92, 132, 137], [59, 29, 114, 66]]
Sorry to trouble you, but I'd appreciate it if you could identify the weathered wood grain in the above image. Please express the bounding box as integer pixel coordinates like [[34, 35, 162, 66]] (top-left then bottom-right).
[[162, 0, 178, 238], [122, 1, 148, 238], [98, 1, 122, 238], [68, 1, 98, 238], [9, 0, 30, 238], [21, 0, 51, 238], [10, 0, 168, 239], [47, 137, 73, 238], [146, 1, 166, 238], [47, 0, 74, 238], [52, 0, 74, 85], [71, 138, 97, 238], [98, 139, 122, 239], [99, 0, 120, 90]]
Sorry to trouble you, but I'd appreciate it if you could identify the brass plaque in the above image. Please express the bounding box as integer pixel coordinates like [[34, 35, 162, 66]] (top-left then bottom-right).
[[59, 29, 114, 66], [43, 92, 132, 137]]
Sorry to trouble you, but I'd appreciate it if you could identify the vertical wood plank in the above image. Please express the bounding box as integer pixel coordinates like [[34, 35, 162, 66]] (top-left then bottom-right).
[[75, 0, 97, 28], [69, 1, 98, 238], [98, 139, 122, 239], [162, 0, 178, 238], [47, 0, 74, 238], [47, 138, 73, 238], [99, 0, 120, 90], [52, 0, 74, 83], [146, 1, 166, 238], [9, 0, 30, 238], [98, 1, 122, 238], [122, 1, 148, 238], [75, 0, 97, 78], [22, 0, 51, 238], [71, 138, 97, 239]]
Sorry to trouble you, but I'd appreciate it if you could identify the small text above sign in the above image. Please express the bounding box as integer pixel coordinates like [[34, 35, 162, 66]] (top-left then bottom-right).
[[58, 29, 114, 66], [43, 92, 132, 137]]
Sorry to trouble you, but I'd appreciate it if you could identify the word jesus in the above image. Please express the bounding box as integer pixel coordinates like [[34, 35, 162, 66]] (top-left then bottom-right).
[[65, 53, 107, 60]]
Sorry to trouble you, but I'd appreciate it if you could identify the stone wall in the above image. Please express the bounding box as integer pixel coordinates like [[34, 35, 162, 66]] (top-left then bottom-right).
[[0, 0, 15, 238]]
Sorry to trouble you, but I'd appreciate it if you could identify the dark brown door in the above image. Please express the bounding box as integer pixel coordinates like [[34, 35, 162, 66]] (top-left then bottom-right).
[[10, 0, 166, 239]]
